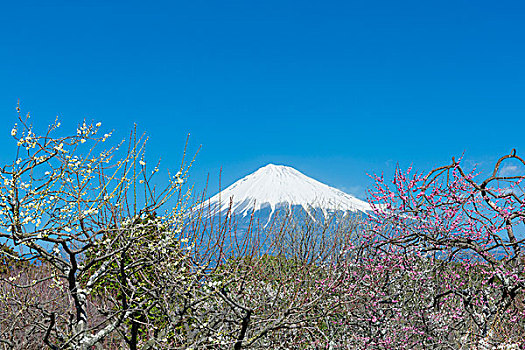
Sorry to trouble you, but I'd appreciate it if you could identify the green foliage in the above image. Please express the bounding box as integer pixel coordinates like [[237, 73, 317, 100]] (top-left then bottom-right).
[[0, 243, 30, 274], [82, 211, 187, 345]]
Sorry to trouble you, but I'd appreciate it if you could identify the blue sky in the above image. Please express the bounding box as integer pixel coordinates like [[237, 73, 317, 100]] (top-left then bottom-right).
[[1, 0, 524, 199]]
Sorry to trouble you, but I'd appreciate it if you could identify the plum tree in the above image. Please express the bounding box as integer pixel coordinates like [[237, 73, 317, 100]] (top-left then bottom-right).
[[367, 151, 525, 347]]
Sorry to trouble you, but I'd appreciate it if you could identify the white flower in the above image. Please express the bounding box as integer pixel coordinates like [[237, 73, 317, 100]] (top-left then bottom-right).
[[80, 139, 86, 144], [64, 227, 72, 232], [139, 160, 146, 166], [83, 208, 99, 216], [10, 125, 17, 137], [96, 122, 101, 127], [54, 143, 66, 153]]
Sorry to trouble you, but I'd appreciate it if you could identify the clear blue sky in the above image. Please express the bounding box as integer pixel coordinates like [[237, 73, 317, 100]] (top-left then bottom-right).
[[1, 0, 524, 199]]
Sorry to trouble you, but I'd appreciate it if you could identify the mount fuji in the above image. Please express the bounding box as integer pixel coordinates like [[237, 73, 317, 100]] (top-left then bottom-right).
[[197, 164, 371, 228]]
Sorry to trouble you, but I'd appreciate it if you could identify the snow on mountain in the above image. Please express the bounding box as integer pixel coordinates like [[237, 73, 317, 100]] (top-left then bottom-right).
[[206, 164, 371, 220]]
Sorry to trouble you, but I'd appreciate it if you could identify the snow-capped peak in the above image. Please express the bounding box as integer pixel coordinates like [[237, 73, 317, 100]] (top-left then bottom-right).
[[206, 164, 371, 218]]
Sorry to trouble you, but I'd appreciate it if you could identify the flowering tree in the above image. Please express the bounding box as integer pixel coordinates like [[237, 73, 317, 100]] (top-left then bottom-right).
[[163, 204, 366, 349], [367, 151, 525, 347], [0, 108, 190, 349]]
